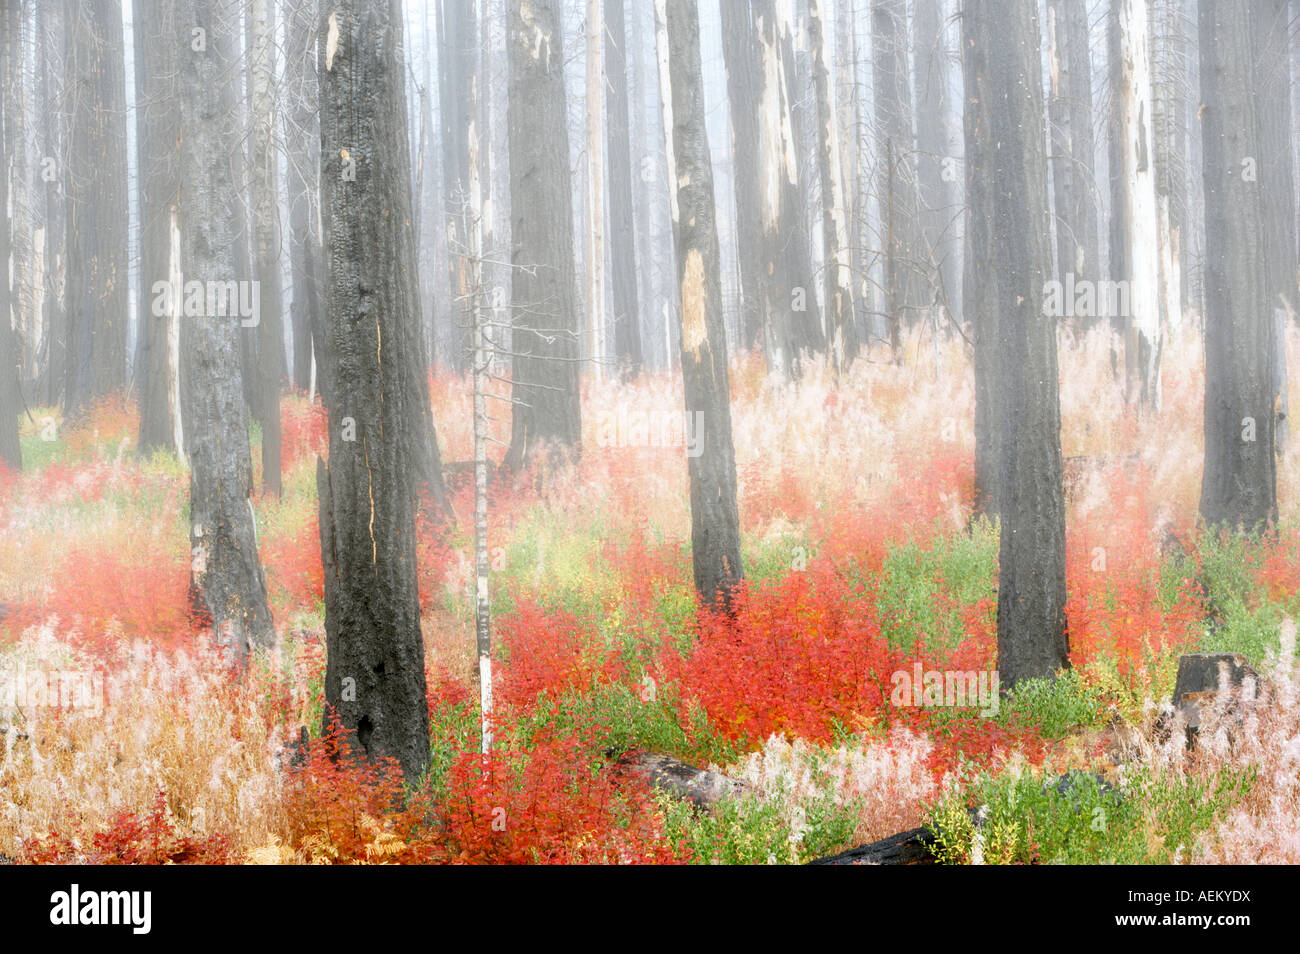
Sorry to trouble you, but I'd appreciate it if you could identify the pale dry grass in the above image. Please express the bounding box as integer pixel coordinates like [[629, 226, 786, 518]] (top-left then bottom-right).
[[726, 727, 943, 847], [0, 620, 303, 861]]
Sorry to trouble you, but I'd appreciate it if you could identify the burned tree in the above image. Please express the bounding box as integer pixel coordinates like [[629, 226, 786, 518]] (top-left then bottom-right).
[[808, 0, 856, 369], [964, 0, 1069, 686], [656, 0, 744, 609], [249, 0, 285, 496], [1045, 0, 1099, 293], [177, 0, 275, 661], [503, 0, 583, 472], [1197, 0, 1277, 532], [1109, 0, 1162, 408], [316, 0, 433, 781], [0, 10, 21, 471], [285, 0, 323, 396], [63, 0, 129, 417], [720, 0, 818, 379], [874, 0, 922, 358], [606, 0, 643, 380], [134, 0, 184, 458]]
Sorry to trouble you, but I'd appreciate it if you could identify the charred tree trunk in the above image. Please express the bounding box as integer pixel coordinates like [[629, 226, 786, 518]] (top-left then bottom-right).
[[285, 0, 322, 396], [1253, 0, 1297, 455], [1197, 0, 1277, 531], [808, 0, 856, 369], [874, 0, 922, 357], [1111, 0, 1162, 409], [134, 0, 184, 457], [606, 0, 642, 380], [964, 0, 1069, 686], [719, 1, 763, 355], [317, 0, 432, 782], [585, 0, 605, 379], [38, 0, 66, 409], [1151, 0, 1188, 340], [656, 0, 745, 609], [62, 0, 129, 418], [178, 0, 275, 662], [439, 0, 475, 372], [0, 13, 22, 471], [1046, 0, 1100, 293], [756, 0, 819, 375], [914, 0, 958, 328], [249, 0, 284, 495], [503, 0, 582, 473]]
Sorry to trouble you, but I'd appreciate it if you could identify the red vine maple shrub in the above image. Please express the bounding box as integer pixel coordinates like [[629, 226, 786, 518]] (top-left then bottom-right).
[[436, 727, 689, 864], [259, 509, 326, 617], [279, 716, 436, 863], [60, 395, 138, 462], [496, 600, 627, 709], [25, 529, 193, 653], [1065, 463, 1202, 693], [278, 397, 328, 472], [24, 792, 234, 864], [658, 564, 903, 745]]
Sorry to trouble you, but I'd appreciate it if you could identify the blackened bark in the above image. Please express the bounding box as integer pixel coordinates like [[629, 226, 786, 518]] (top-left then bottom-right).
[[439, 0, 475, 373], [719, 1, 763, 354], [63, 0, 129, 417], [0, 16, 21, 470], [1254, 3, 1298, 315], [38, 1, 66, 409], [134, 0, 182, 456], [657, 0, 745, 609], [964, 0, 1069, 686], [914, 0, 958, 325], [808, 0, 856, 368], [317, 0, 431, 782], [1198, 0, 1277, 531], [605, 0, 642, 380], [874, 0, 923, 355], [504, 0, 582, 473], [285, 0, 322, 395], [249, 0, 284, 496], [178, 0, 275, 662], [1046, 0, 1099, 290], [756, 0, 819, 375]]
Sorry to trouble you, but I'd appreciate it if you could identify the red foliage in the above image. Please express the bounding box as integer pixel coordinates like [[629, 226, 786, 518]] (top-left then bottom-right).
[[279, 397, 329, 472], [436, 727, 688, 864], [26, 529, 194, 653], [496, 600, 627, 709], [280, 718, 429, 863], [260, 510, 325, 616], [60, 396, 139, 461], [1065, 463, 1201, 690], [658, 564, 903, 745], [25, 792, 234, 864]]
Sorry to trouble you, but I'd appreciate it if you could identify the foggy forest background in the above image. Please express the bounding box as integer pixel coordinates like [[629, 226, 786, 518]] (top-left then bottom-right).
[[0, 0, 1299, 867]]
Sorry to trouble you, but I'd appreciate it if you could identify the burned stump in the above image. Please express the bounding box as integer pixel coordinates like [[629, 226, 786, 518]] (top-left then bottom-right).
[[1169, 652, 1259, 739]]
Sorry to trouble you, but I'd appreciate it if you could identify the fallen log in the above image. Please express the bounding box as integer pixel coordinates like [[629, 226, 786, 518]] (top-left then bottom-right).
[[617, 751, 750, 810], [808, 826, 938, 865]]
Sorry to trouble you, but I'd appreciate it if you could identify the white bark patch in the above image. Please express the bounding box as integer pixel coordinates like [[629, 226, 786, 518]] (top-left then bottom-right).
[[479, 656, 493, 753], [1116, 0, 1160, 401], [654, 0, 679, 224], [325, 13, 340, 71], [757, 12, 799, 232], [519, 0, 552, 69], [681, 248, 708, 356]]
